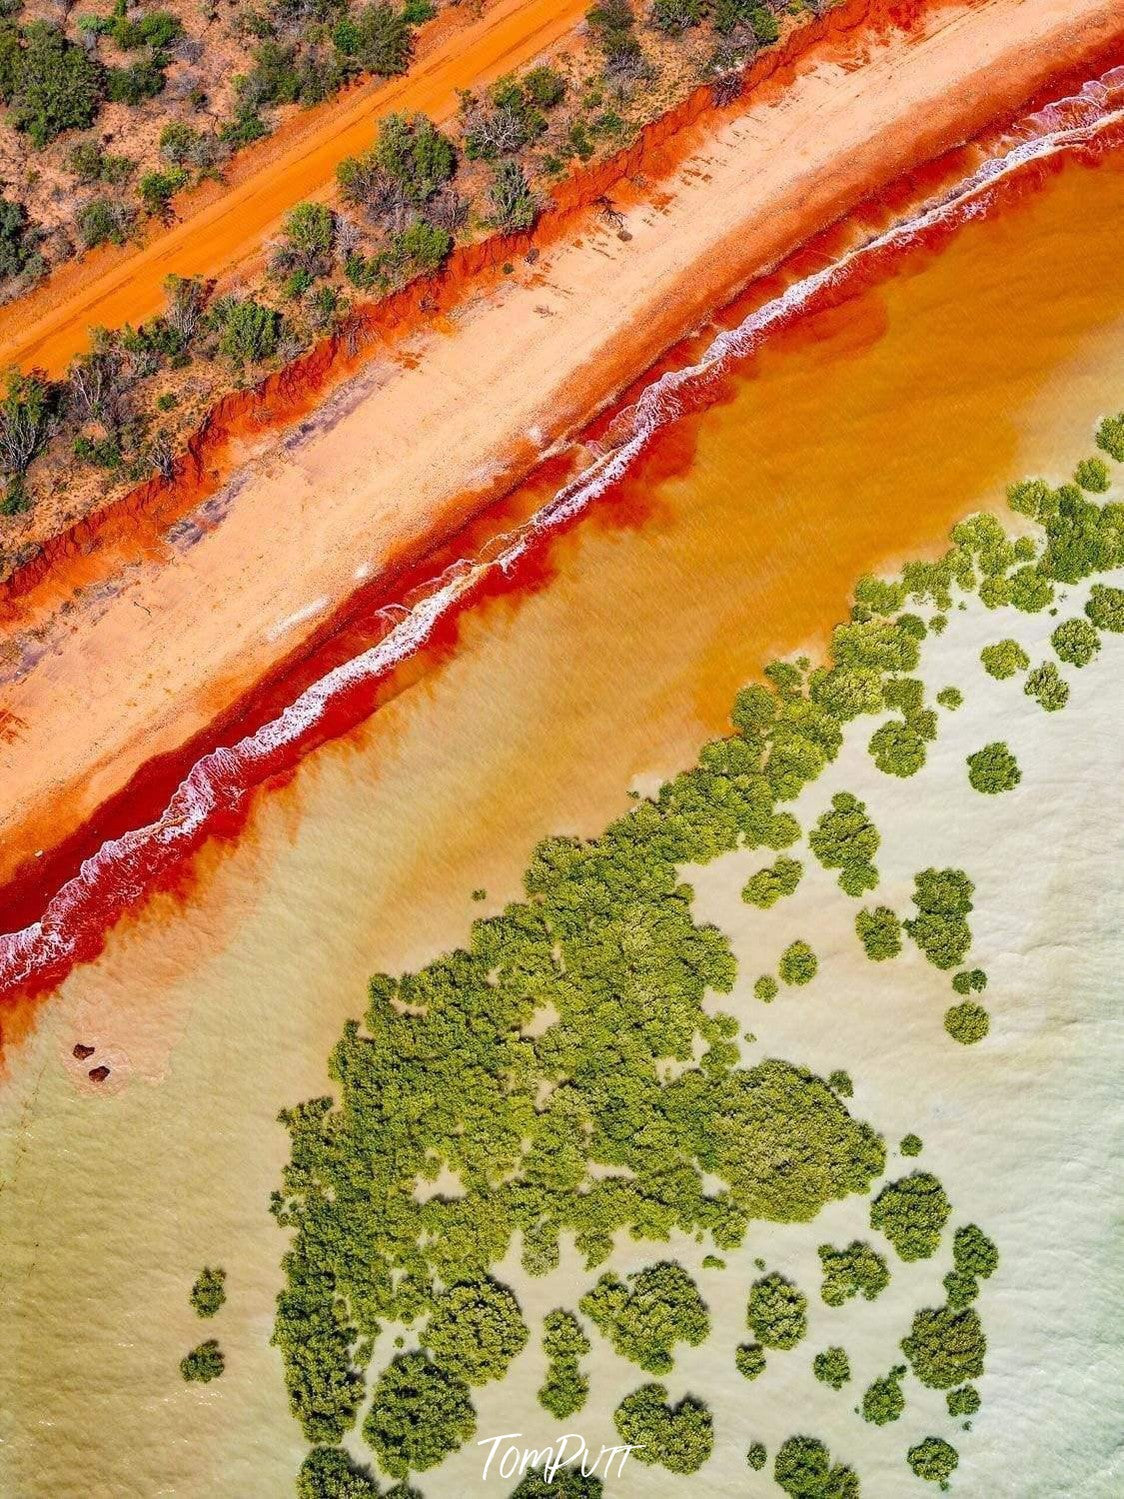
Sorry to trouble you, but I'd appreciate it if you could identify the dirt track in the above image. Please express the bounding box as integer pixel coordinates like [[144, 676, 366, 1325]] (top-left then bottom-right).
[[0, 0, 588, 378]]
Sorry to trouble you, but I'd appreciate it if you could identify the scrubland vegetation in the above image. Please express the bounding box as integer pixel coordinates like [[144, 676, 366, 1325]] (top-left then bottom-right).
[[0, 0, 808, 547], [263, 436, 1124, 1489]]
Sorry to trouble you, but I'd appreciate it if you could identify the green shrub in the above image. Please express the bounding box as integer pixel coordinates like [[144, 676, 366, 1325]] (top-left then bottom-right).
[[944, 1001, 989, 1045], [509, 1469, 604, 1499], [778, 940, 817, 987], [487, 158, 536, 231], [946, 1385, 980, 1418], [180, 1339, 224, 1382], [214, 297, 281, 365], [742, 855, 803, 908], [936, 686, 962, 710], [754, 973, 779, 1002], [1075, 456, 1110, 493], [394, 219, 452, 273], [855, 905, 902, 961], [943, 1269, 978, 1308], [613, 1384, 712, 1474], [1024, 660, 1068, 712], [1086, 583, 1124, 632], [746, 1442, 767, 1471], [861, 1364, 905, 1425], [818, 1240, 889, 1306], [423, 1276, 528, 1385], [296, 1446, 379, 1499], [827, 1070, 852, 1098], [524, 65, 566, 109], [1051, 617, 1100, 667], [78, 194, 134, 248], [650, 0, 704, 32], [5, 22, 105, 148], [538, 1309, 590, 1419], [0, 193, 36, 283], [967, 740, 1021, 794], [953, 1223, 999, 1279], [1096, 412, 1124, 462], [373, 111, 455, 204], [870, 1172, 950, 1261], [869, 718, 926, 777], [735, 1342, 766, 1379], [139, 167, 188, 217], [813, 1346, 851, 1390], [980, 639, 1029, 679], [904, 868, 974, 971], [587, 0, 644, 76], [773, 1436, 859, 1498], [900, 1133, 923, 1157], [107, 58, 167, 105], [0, 370, 54, 484], [908, 1436, 959, 1486], [809, 792, 879, 894], [750, 6, 780, 44], [362, 1352, 475, 1477], [580, 1261, 708, 1374], [902, 1304, 986, 1389], [190, 1267, 226, 1319], [746, 1271, 807, 1350], [282, 201, 334, 266], [951, 968, 986, 995], [68, 138, 133, 184], [111, 9, 182, 51], [334, 4, 414, 76]]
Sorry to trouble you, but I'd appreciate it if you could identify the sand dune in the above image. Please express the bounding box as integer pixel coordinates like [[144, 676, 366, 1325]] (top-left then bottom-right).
[[0, 0, 1120, 908]]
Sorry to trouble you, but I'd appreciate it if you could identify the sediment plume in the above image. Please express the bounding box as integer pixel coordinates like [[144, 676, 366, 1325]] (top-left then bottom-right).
[[0, 56, 1120, 1022]]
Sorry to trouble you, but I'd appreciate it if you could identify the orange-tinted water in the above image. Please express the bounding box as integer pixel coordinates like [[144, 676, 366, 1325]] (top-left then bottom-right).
[[1, 146, 1124, 1496]]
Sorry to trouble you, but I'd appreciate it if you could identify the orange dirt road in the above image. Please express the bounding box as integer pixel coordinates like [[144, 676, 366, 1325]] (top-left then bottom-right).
[[0, 0, 588, 378]]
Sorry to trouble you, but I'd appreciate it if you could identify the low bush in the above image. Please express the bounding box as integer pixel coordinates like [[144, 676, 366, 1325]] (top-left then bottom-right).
[[818, 1240, 890, 1306], [180, 1339, 224, 1382], [362, 1352, 475, 1478], [190, 1267, 226, 1318], [812, 1345, 851, 1390], [746, 1272, 807, 1350], [855, 905, 902, 961], [778, 940, 817, 987], [774, 1436, 859, 1498], [908, 1436, 959, 1487], [944, 1001, 989, 1045], [613, 1384, 713, 1474], [980, 639, 1029, 679], [870, 1172, 950, 1261], [861, 1364, 905, 1425], [902, 1304, 986, 1389], [1051, 617, 1100, 667], [742, 855, 803, 908]]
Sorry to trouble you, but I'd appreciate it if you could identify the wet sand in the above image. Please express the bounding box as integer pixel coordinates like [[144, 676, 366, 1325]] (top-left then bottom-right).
[[1, 0, 1119, 914], [0, 141, 1122, 1495]]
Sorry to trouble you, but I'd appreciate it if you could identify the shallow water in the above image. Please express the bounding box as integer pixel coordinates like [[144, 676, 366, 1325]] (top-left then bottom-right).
[[2, 146, 1124, 1496]]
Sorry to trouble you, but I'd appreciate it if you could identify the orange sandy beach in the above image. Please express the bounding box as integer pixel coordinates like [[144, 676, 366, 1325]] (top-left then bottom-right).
[[0, 0, 1120, 907]]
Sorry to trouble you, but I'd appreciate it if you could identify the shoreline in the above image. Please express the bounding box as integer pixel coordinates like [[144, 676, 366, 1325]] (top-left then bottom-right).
[[0, 0, 942, 600], [0, 0, 1121, 1007]]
